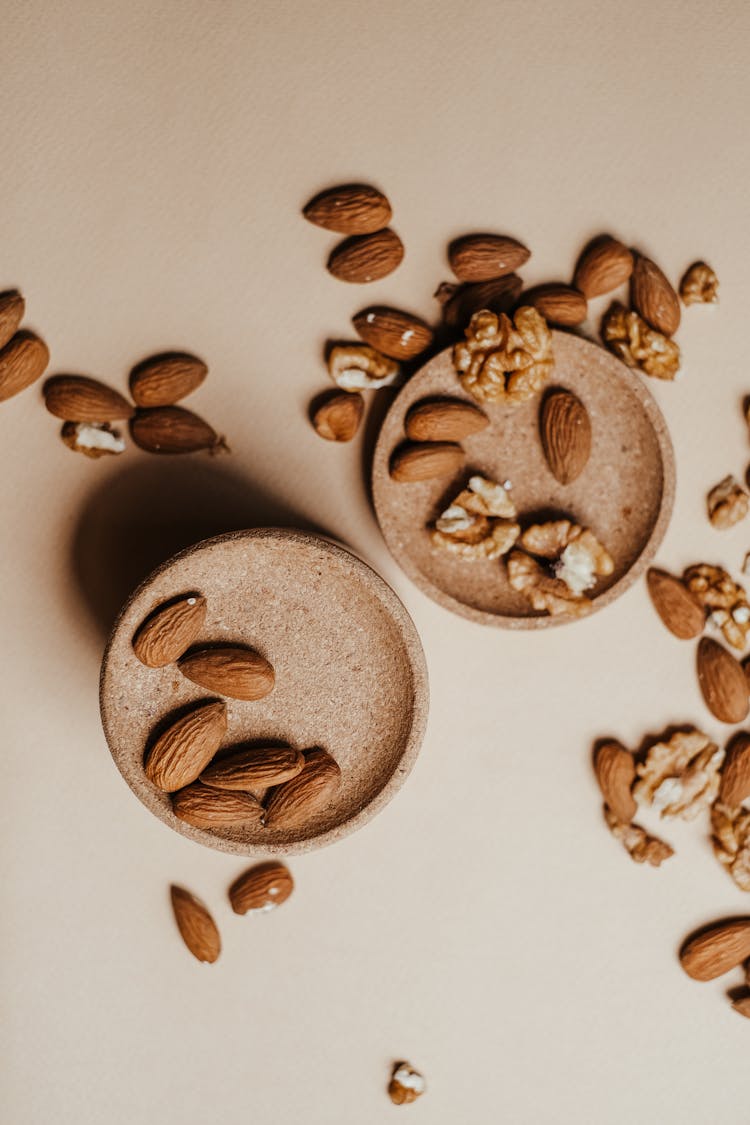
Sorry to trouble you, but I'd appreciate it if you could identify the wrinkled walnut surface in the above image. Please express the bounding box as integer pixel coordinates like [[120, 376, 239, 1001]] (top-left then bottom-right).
[[453, 306, 553, 405], [712, 800, 750, 891], [634, 729, 723, 820], [328, 344, 400, 390], [604, 806, 674, 866], [602, 301, 680, 380], [706, 475, 749, 530], [432, 476, 520, 560], [507, 521, 614, 617], [680, 261, 719, 306]]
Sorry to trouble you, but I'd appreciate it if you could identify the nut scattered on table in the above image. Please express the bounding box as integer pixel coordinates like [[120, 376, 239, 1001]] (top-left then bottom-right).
[[711, 801, 750, 891], [646, 568, 705, 640], [696, 637, 749, 724], [572, 235, 634, 298], [436, 274, 523, 329], [129, 352, 208, 407], [44, 374, 134, 422], [327, 228, 404, 284], [679, 261, 719, 306], [706, 475, 749, 530], [170, 885, 221, 964], [0, 290, 25, 351], [601, 301, 680, 380], [633, 729, 723, 821], [594, 740, 637, 822], [630, 253, 681, 336], [229, 861, 294, 915], [519, 282, 587, 327], [603, 807, 674, 867], [388, 1061, 426, 1105], [60, 421, 125, 458], [303, 183, 392, 235], [328, 343, 400, 391], [0, 328, 50, 404], [679, 918, 750, 982], [453, 306, 553, 405], [130, 405, 228, 455], [682, 563, 750, 650], [352, 306, 433, 361], [311, 390, 364, 442], [431, 475, 520, 560], [448, 232, 530, 282]]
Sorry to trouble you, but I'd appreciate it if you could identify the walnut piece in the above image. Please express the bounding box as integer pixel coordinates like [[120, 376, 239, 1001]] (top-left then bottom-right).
[[61, 421, 125, 458], [633, 729, 723, 820], [707, 475, 749, 530], [507, 520, 614, 617], [679, 261, 719, 306], [431, 475, 520, 560], [388, 1062, 426, 1105], [604, 806, 674, 867], [711, 800, 750, 892], [328, 344, 400, 391], [601, 301, 681, 380], [682, 563, 750, 650], [453, 306, 553, 405]]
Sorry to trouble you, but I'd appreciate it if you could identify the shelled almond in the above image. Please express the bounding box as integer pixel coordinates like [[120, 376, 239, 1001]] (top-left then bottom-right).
[[179, 646, 274, 701], [229, 861, 294, 914], [129, 352, 207, 407], [0, 331, 50, 403], [303, 183, 392, 235], [573, 236, 633, 298], [448, 233, 530, 282], [539, 389, 591, 484], [132, 594, 207, 667], [170, 885, 221, 964], [130, 405, 227, 454], [43, 375, 134, 422], [352, 306, 433, 361], [404, 399, 488, 442], [144, 700, 228, 792], [172, 784, 263, 829], [327, 229, 404, 283]]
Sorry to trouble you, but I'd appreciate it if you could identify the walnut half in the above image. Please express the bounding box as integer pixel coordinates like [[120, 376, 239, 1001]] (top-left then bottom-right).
[[431, 475, 520, 560], [452, 306, 553, 405], [711, 800, 750, 892], [601, 301, 680, 380], [507, 520, 614, 617], [633, 729, 723, 821], [679, 261, 719, 306], [706, 475, 749, 530], [604, 806, 674, 867]]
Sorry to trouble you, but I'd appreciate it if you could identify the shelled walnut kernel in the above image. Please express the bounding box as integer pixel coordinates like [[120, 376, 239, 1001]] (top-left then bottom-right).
[[601, 301, 680, 380]]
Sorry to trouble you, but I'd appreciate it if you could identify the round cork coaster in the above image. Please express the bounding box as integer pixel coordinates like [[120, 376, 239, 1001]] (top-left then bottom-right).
[[372, 332, 675, 628], [100, 529, 428, 855]]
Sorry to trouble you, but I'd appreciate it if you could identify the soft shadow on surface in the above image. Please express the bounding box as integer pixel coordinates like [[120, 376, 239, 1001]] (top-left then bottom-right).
[[72, 459, 330, 640]]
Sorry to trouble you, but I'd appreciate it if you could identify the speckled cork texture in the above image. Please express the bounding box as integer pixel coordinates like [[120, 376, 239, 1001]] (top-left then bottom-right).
[[100, 529, 428, 855], [372, 332, 675, 627]]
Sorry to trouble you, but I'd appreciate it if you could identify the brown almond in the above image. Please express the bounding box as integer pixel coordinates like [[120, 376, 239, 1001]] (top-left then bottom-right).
[[352, 306, 433, 360], [170, 885, 221, 963], [229, 860, 294, 914], [303, 183, 391, 235], [132, 593, 207, 668], [327, 229, 404, 283], [311, 390, 364, 442], [732, 996, 750, 1019], [0, 332, 50, 403], [594, 740, 637, 822], [0, 291, 25, 351], [448, 234, 530, 282], [129, 352, 208, 407], [201, 745, 304, 791], [720, 732, 750, 807], [573, 236, 634, 298], [520, 284, 587, 326], [179, 646, 274, 701], [646, 569, 705, 640], [390, 441, 464, 483], [172, 783, 263, 829], [130, 406, 227, 454], [630, 254, 681, 336], [539, 389, 591, 485], [405, 400, 488, 442], [264, 748, 341, 831], [437, 275, 523, 330], [43, 375, 134, 422], [679, 918, 750, 981], [144, 700, 227, 792], [696, 638, 749, 724]]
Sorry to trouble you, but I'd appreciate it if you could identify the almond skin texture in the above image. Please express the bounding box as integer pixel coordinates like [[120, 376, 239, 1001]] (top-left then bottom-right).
[[130, 406, 226, 454], [720, 732, 750, 807], [170, 886, 221, 963], [129, 352, 208, 407], [311, 390, 364, 442], [390, 441, 464, 483], [405, 400, 488, 442], [303, 183, 391, 235], [539, 389, 591, 485], [144, 700, 228, 792], [264, 748, 341, 831], [132, 594, 207, 667], [352, 306, 433, 360], [679, 918, 750, 981], [696, 638, 749, 724], [179, 646, 274, 701], [43, 375, 134, 421], [630, 254, 681, 336], [201, 745, 304, 791], [229, 861, 294, 914], [520, 284, 587, 326], [594, 741, 637, 822], [0, 332, 50, 403], [0, 291, 25, 351], [438, 275, 523, 329], [172, 783, 263, 829], [646, 569, 705, 640], [327, 229, 404, 283], [448, 234, 530, 282], [573, 236, 634, 298]]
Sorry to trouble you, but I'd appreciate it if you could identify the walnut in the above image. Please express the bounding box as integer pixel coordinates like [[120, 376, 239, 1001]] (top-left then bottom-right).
[[452, 306, 553, 405], [707, 475, 749, 530], [679, 261, 719, 306], [604, 806, 674, 867], [601, 301, 681, 380], [431, 475, 520, 560], [507, 520, 613, 616], [506, 549, 589, 617], [633, 729, 723, 820], [61, 421, 125, 457], [711, 800, 750, 892], [683, 563, 750, 650], [388, 1062, 426, 1105], [328, 344, 400, 391]]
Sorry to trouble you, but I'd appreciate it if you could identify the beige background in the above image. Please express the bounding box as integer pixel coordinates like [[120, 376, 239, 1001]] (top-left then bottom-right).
[[2, 2, 749, 1121]]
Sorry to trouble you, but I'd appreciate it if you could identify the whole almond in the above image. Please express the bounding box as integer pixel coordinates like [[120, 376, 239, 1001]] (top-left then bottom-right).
[[130, 406, 227, 454], [520, 284, 587, 326], [696, 638, 749, 724], [594, 740, 637, 822], [129, 352, 208, 407], [539, 389, 591, 484], [573, 236, 634, 298], [679, 918, 750, 981], [264, 748, 341, 831], [311, 390, 364, 442], [172, 783, 263, 829], [405, 400, 488, 442], [0, 332, 50, 403], [179, 646, 274, 701], [170, 885, 221, 963], [720, 732, 750, 807], [144, 700, 227, 792], [437, 275, 523, 329], [630, 254, 681, 336], [303, 183, 391, 235], [390, 441, 464, 483], [352, 306, 433, 360], [132, 593, 207, 667], [201, 745, 304, 790], [327, 229, 404, 283], [229, 860, 294, 914], [0, 291, 25, 351], [448, 234, 530, 282], [43, 375, 134, 422], [646, 569, 705, 640]]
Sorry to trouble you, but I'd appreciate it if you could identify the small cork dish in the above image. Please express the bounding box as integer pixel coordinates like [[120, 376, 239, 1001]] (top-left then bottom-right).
[[100, 529, 428, 855], [372, 332, 675, 628]]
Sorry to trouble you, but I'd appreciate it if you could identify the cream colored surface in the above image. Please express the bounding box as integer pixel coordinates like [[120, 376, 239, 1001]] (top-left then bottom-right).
[[1, 2, 749, 1122]]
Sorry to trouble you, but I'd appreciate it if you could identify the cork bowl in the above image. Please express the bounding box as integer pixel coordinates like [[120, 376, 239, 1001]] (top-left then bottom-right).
[[372, 332, 675, 627], [100, 529, 429, 855]]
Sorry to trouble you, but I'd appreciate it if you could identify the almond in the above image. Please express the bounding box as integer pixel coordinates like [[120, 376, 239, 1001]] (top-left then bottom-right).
[[144, 700, 227, 792], [179, 646, 274, 701], [594, 740, 637, 822], [43, 375, 134, 422], [573, 236, 634, 298], [264, 747, 341, 831], [389, 441, 464, 483], [172, 783, 263, 829], [311, 390, 364, 442], [448, 234, 530, 283], [732, 996, 750, 1019], [327, 229, 404, 283], [719, 732, 750, 807], [696, 638, 749, 724], [520, 284, 587, 326], [201, 745, 304, 791], [352, 306, 433, 360], [132, 593, 207, 668], [130, 406, 227, 454], [437, 275, 523, 329], [630, 254, 681, 336], [129, 352, 207, 407], [0, 291, 25, 350], [0, 332, 50, 403], [170, 885, 221, 963], [405, 399, 488, 442], [539, 389, 591, 484], [646, 569, 705, 640], [303, 183, 391, 235], [679, 917, 750, 981], [229, 860, 294, 914]]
